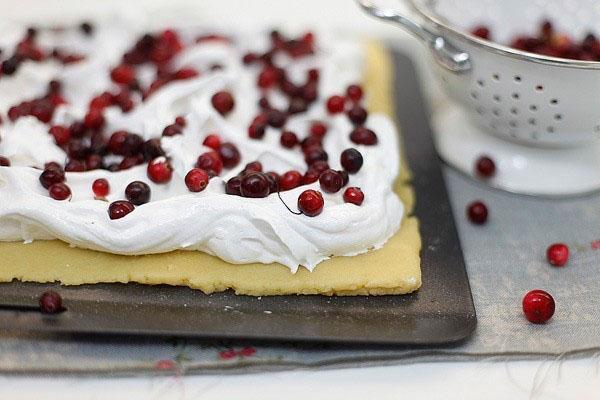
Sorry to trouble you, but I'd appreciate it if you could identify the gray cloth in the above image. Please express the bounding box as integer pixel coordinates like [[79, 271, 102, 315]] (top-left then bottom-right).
[[1, 168, 599, 375]]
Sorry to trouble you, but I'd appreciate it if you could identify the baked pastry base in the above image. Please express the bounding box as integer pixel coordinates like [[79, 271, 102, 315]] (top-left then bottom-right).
[[0, 41, 421, 296]]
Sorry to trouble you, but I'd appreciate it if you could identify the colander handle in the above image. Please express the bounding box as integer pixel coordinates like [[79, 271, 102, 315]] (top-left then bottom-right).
[[356, 0, 471, 73]]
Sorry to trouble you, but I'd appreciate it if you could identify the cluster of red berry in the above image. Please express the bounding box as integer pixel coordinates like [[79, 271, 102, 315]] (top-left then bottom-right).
[[472, 20, 600, 61]]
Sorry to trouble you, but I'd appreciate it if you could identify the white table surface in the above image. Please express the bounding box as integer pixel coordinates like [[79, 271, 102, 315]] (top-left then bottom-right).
[[1, 0, 598, 398]]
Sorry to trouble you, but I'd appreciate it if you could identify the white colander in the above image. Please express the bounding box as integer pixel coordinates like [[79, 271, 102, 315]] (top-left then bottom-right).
[[357, 0, 600, 195]]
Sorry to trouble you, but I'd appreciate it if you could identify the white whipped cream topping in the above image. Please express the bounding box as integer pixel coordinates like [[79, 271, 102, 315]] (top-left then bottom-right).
[[0, 22, 403, 272]]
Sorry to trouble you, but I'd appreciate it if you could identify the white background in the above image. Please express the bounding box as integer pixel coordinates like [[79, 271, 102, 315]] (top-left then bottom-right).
[[1, 0, 599, 398]]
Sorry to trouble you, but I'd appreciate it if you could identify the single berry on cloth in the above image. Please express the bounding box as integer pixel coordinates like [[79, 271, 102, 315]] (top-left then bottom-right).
[[546, 243, 569, 267], [240, 173, 270, 198], [225, 176, 243, 195], [108, 200, 135, 220], [0, 156, 10, 166], [319, 169, 344, 193], [346, 84, 363, 102], [347, 105, 368, 125], [522, 289, 555, 324], [203, 134, 221, 150], [349, 127, 377, 145], [196, 151, 223, 175], [340, 148, 363, 174], [125, 181, 151, 205], [185, 168, 210, 192], [147, 157, 173, 183], [92, 178, 110, 198], [343, 187, 364, 206], [467, 201, 488, 224], [326, 95, 345, 114], [218, 143, 241, 168], [211, 91, 235, 116], [39, 290, 63, 314], [280, 131, 299, 148], [49, 183, 71, 201], [39, 167, 65, 189], [471, 25, 491, 40], [475, 155, 496, 178], [280, 170, 302, 191], [297, 189, 324, 217]]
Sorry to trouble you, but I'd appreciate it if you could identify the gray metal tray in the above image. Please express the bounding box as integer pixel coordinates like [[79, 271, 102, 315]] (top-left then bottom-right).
[[0, 52, 476, 345]]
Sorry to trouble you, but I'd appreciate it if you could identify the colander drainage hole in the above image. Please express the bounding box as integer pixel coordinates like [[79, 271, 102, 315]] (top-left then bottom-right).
[[492, 109, 501, 116], [509, 120, 518, 127], [535, 85, 544, 92], [554, 114, 563, 121], [529, 105, 538, 112], [510, 107, 519, 115], [550, 99, 559, 105], [476, 107, 485, 115], [547, 126, 555, 133], [528, 118, 537, 126], [512, 93, 520, 100], [492, 73, 500, 81], [493, 94, 501, 102], [477, 79, 484, 87], [514, 76, 522, 83], [470, 91, 479, 99]]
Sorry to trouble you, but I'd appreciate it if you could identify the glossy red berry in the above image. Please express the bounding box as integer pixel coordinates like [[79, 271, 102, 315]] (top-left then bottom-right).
[[297, 189, 324, 217], [175, 116, 187, 127], [211, 91, 235, 116], [257, 66, 279, 88], [185, 168, 210, 192], [196, 151, 223, 175], [475, 155, 496, 178], [225, 176, 243, 195], [84, 109, 105, 129], [343, 187, 364, 205], [309, 122, 328, 138], [346, 84, 363, 102], [326, 95, 345, 114], [107, 130, 128, 154], [125, 181, 151, 205], [546, 243, 569, 267], [162, 123, 182, 137], [248, 123, 266, 139], [280, 170, 302, 191], [240, 172, 270, 198], [349, 127, 378, 145], [48, 182, 71, 201], [218, 142, 241, 168], [110, 64, 136, 85], [0, 156, 11, 166], [280, 131, 299, 148], [467, 201, 488, 224], [522, 290, 555, 324], [39, 167, 65, 189], [243, 161, 263, 174], [203, 134, 221, 150], [340, 148, 363, 174], [108, 200, 135, 220], [39, 291, 63, 314], [267, 110, 287, 128], [92, 178, 110, 198], [319, 169, 344, 193], [472, 25, 491, 40], [147, 157, 173, 183]]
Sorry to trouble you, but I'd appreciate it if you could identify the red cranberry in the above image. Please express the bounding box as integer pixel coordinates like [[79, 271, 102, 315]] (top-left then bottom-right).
[[319, 169, 344, 193], [471, 25, 491, 40], [121, 134, 143, 156], [119, 155, 143, 170], [301, 136, 322, 152], [302, 170, 320, 185], [243, 161, 263, 174], [346, 84, 363, 102], [546, 243, 569, 267], [297, 189, 324, 217], [48, 125, 71, 146], [309, 160, 330, 174], [175, 116, 187, 127], [211, 91, 235, 116], [108, 131, 128, 154], [69, 121, 87, 138], [203, 134, 221, 150], [108, 200, 135, 220], [267, 110, 287, 128], [326, 95, 345, 114], [31, 102, 53, 123], [287, 97, 308, 114], [0, 156, 10, 167], [264, 172, 279, 193], [475, 155, 496, 178], [339, 169, 349, 186], [257, 66, 279, 88], [258, 96, 272, 111], [174, 68, 199, 80], [522, 289, 555, 324], [350, 127, 378, 145], [309, 122, 328, 138], [343, 187, 364, 205], [162, 123, 182, 137], [84, 109, 105, 129], [65, 159, 85, 172], [302, 82, 318, 102], [305, 148, 328, 165], [196, 151, 223, 175], [39, 168, 65, 189], [39, 291, 63, 314], [225, 176, 243, 195], [49, 182, 71, 201], [147, 157, 173, 183], [307, 68, 319, 82], [89, 92, 113, 110], [110, 64, 136, 85], [218, 142, 241, 168], [185, 168, 210, 192], [340, 148, 363, 174], [142, 139, 165, 161], [280, 170, 302, 191], [248, 122, 266, 139], [467, 201, 488, 224], [347, 105, 368, 125], [92, 178, 110, 198], [125, 181, 151, 205], [67, 140, 89, 160], [280, 131, 299, 148], [240, 172, 270, 198], [242, 52, 258, 65]]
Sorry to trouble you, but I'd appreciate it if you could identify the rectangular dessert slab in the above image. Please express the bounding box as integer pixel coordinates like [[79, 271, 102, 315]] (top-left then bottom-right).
[[0, 52, 476, 345]]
